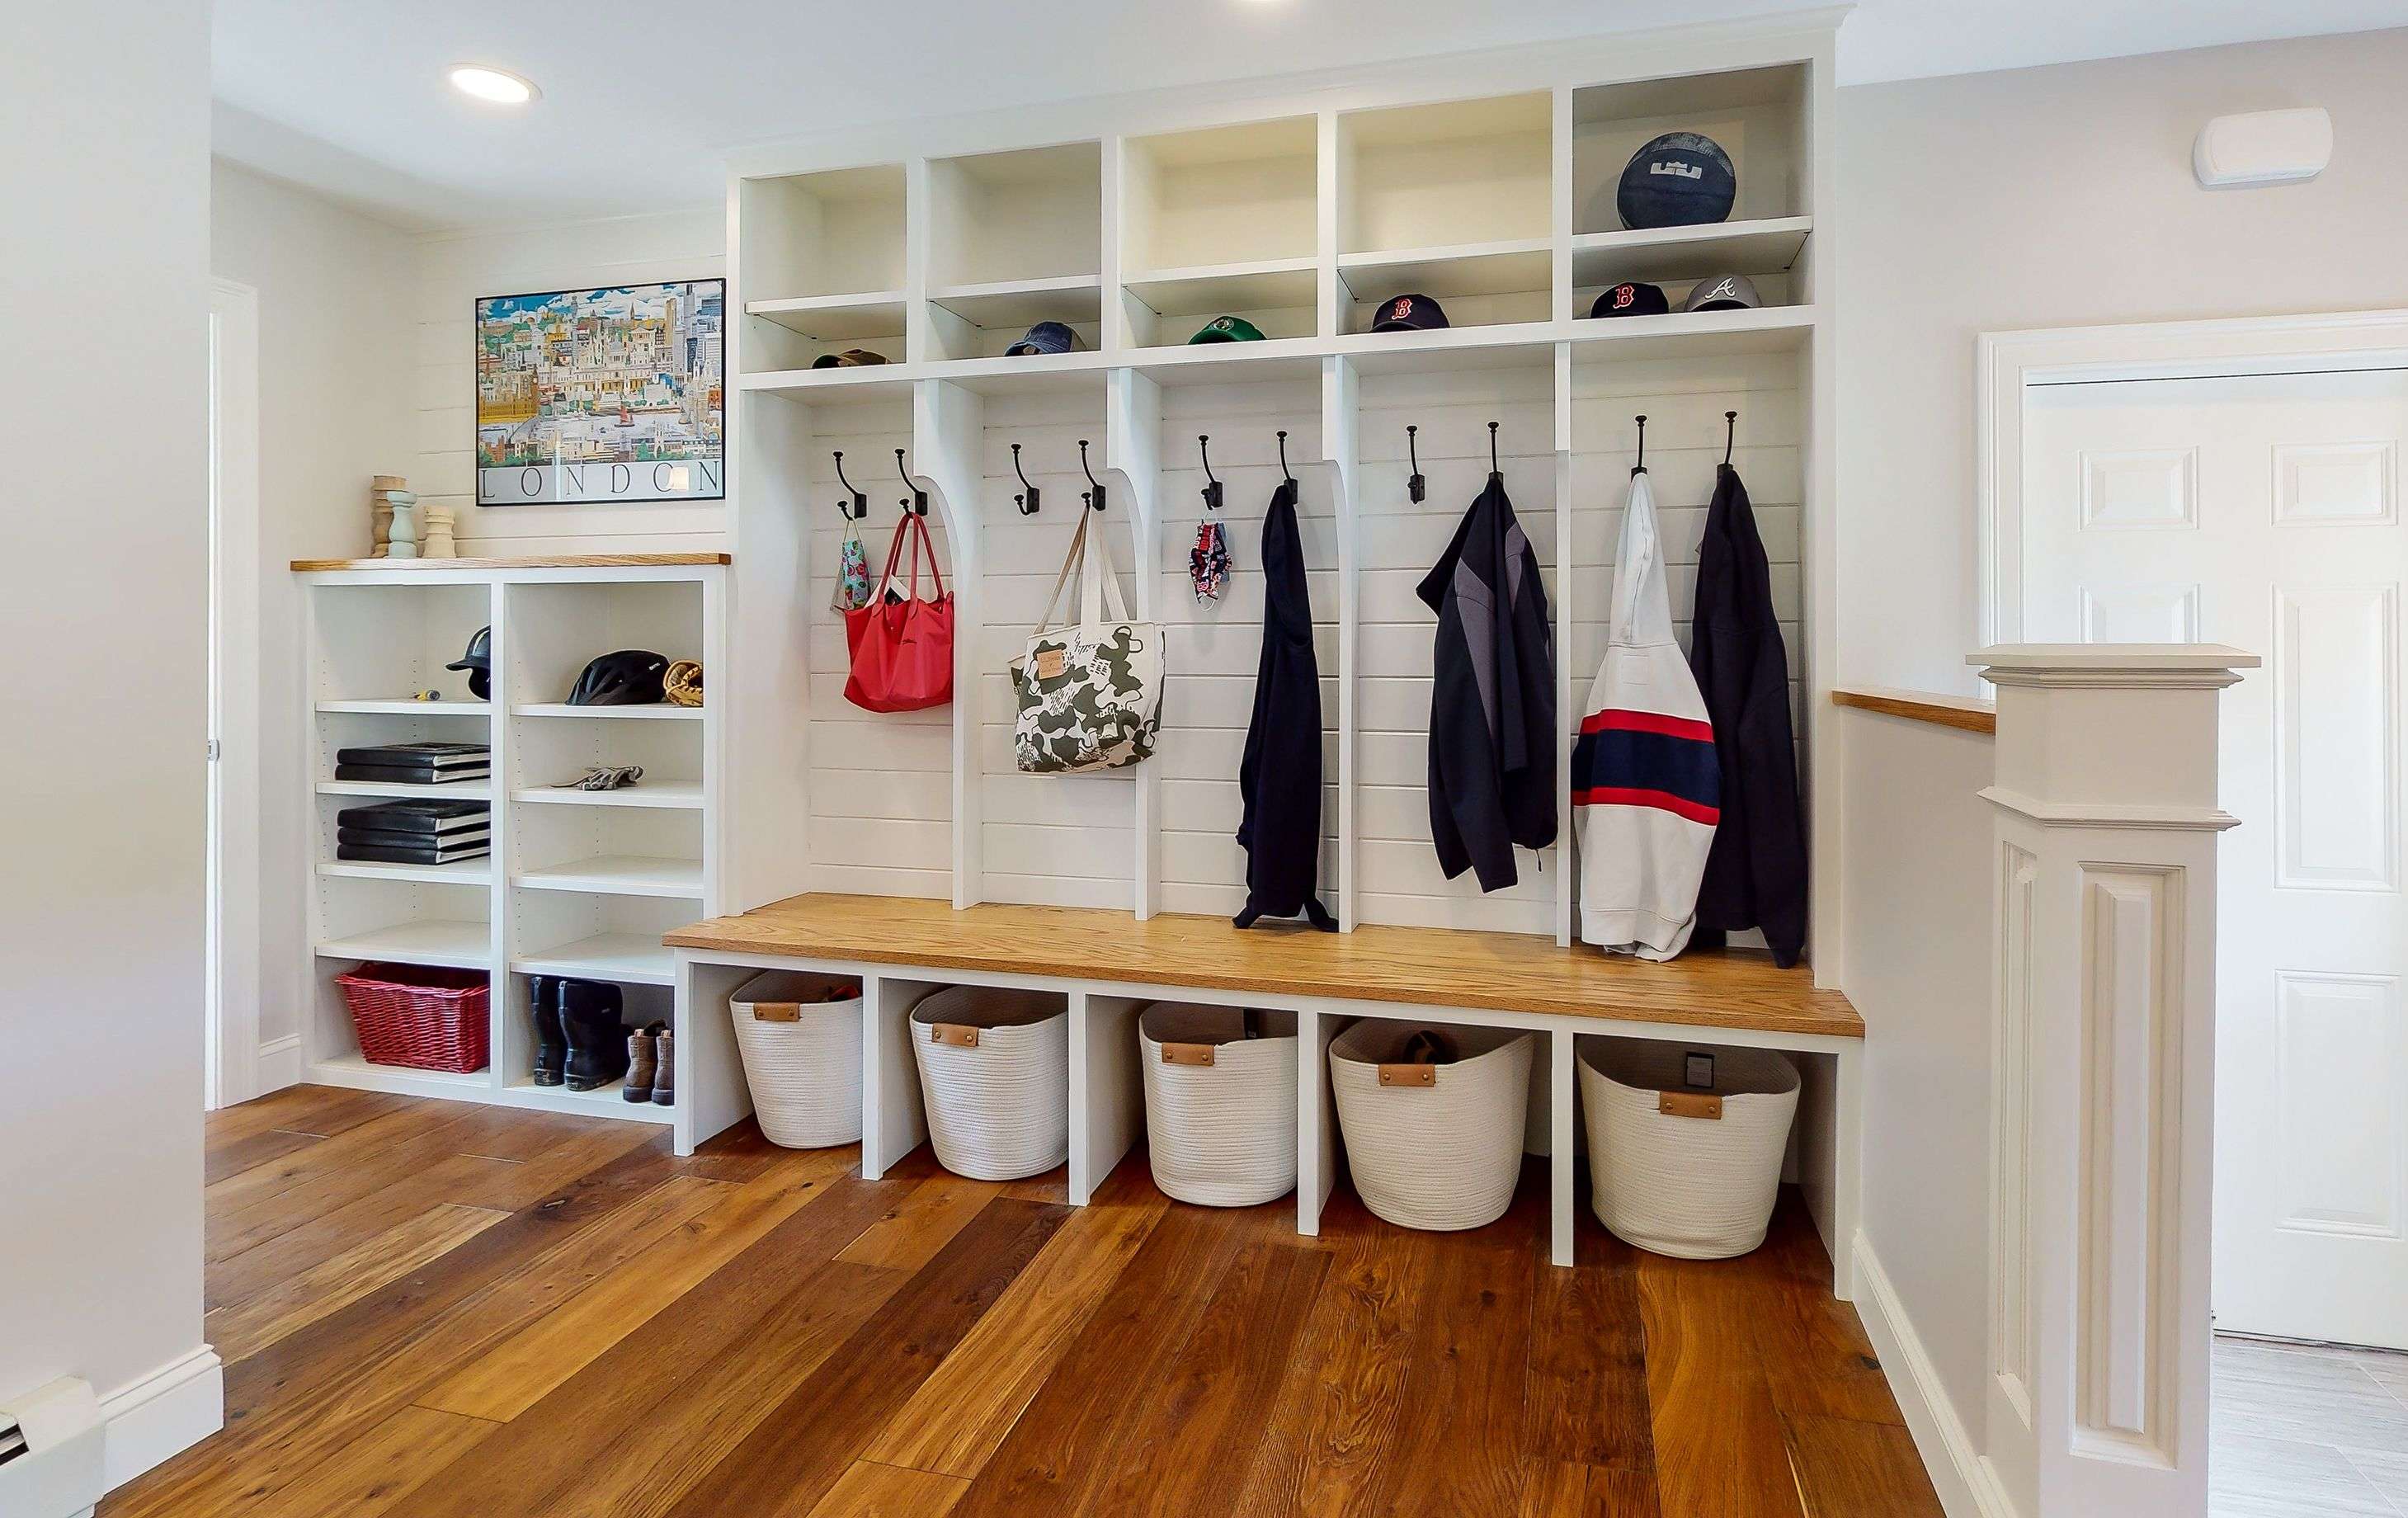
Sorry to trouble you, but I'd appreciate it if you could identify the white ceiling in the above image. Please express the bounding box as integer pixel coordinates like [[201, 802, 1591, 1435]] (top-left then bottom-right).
[[211, 0, 2407, 231]]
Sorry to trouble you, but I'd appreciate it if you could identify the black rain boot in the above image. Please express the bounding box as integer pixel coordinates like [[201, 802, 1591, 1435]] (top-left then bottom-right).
[[559, 979, 629, 1092], [529, 975, 568, 1087]]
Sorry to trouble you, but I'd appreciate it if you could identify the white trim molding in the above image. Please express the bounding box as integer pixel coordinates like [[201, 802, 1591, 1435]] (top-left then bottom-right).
[[98, 1346, 222, 1493], [1852, 1232, 2023, 1518], [1975, 309, 2408, 651]]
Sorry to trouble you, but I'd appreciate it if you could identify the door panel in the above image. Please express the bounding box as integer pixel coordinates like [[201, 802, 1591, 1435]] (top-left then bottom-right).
[[2024, 366, 2408, 1349]]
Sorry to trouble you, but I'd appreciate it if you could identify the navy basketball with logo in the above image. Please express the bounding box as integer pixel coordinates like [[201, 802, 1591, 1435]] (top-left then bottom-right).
[[1615, 131, 1737, 229]]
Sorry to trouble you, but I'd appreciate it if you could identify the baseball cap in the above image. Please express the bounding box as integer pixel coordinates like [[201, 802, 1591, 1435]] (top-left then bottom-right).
[[1369, 293, 1449, 332], [1188, 315, 1266, 344], [1003, 321, 1081, 356], [1587, 281, 1671, 319], [809, 348, 889, 369], [1681, 273, 1762, 313], [1616, 131, 1738, 230]]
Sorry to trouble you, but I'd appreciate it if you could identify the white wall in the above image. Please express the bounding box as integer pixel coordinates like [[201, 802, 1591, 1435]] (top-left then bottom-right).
[[0, 0, 220, 1487], [1839, 708, 1996, 1478], [411, 210, 727, 554], [1837, 25, 2408, 693], [210, 161, 414, 1070]]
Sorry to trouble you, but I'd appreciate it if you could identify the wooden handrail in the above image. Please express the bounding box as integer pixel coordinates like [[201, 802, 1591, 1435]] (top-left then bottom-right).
[[1831, 686, 1996, 736]]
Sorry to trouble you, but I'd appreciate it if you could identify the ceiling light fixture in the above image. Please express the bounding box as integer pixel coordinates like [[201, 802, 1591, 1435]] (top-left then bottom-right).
[[448, 64, 540, 105]]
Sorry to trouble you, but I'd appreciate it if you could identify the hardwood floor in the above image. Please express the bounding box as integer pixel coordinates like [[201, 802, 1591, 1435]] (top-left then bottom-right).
[[104, 1085, 1943, 1518]]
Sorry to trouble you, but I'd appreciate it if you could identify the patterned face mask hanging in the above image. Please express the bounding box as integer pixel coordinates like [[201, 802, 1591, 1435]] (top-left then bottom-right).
[[830, 516, 872, 613], [1190, 521, 1230, 601]]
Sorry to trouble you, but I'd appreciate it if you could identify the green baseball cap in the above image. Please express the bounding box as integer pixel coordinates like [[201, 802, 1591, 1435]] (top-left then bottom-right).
[[1187, 315, 1265, 344]]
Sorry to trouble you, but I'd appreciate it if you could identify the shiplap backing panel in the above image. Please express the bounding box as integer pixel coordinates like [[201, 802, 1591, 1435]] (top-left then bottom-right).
[[1147, 384, 1342, 920], [973, 391, 1138, 910], [1352, 371, 1561, 937], [803, 403, 954, 901], [412, 210, 728, 553]]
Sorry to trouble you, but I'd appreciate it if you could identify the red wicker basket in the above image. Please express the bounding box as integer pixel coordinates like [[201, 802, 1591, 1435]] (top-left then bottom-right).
[[337, 963, 490, 1073]]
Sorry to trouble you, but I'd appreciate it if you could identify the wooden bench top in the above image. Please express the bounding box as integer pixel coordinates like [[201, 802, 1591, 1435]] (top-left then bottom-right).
[[665, 893, 1864, 1040]]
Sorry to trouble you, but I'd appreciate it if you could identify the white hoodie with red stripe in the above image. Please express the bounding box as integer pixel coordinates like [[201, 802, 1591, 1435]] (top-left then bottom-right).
[[1574, 471, 1721, 959]]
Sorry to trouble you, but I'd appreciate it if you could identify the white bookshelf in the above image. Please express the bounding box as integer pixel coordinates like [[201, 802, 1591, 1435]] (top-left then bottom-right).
[[295, 557, 726, 1146]]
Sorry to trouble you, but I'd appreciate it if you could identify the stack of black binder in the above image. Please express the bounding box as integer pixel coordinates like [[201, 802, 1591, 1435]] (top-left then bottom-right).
[[333, 742, 490, 785], [336, 799, 491, 865]]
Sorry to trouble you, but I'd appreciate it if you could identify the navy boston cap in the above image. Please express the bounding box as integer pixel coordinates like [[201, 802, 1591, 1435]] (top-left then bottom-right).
[[1369, 293, 1449, 332], [1587, 281, 1670, 319]]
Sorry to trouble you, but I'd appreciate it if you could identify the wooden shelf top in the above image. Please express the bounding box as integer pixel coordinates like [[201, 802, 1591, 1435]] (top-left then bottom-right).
[[291, 552, 731, 573], [665, 893, 1863, 1040]]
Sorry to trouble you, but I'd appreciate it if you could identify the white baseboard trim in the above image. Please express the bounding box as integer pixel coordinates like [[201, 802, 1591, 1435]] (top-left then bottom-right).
[[257, 1035, 302, 1094], [99, 1346, 223, 1492], [1850, 1232, 2020, 1518]]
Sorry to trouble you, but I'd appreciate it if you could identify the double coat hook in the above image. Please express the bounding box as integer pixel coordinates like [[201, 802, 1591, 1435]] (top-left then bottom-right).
[[1011, 443, 1040, 516], [1487, 420, 1501, 479], [832, 451, 868, 521], [1632, 414, 1649, 476], [1406, 425, 1425, 503], [894, 448, 927, 516], [1277, 430, 1295, 488], [1197, 436, 1223, 512], [1722, 410, 1739, 467], [1078, 439, 1106, 512]]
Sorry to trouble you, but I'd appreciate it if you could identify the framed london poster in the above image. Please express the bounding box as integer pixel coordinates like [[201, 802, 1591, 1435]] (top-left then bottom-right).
[[474, 280, 726, 505]]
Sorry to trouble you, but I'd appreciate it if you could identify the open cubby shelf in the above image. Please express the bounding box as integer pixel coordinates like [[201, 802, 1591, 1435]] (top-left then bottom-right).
[[296, 562, 726, 1143], [733, 60, 1817, 377]]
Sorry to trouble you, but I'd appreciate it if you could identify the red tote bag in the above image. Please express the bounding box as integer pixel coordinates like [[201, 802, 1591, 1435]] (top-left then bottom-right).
[[843, 511, 954, 712]]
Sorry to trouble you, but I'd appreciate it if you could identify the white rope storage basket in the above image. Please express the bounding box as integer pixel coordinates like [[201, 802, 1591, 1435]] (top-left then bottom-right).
[[1329, 1022, 1534, 1232], [1579, 1039, 1799, 1259], [728, 971, 864, 1149], [910, 985, 1068, 1181], [1138, 1002, 1298, 1208]]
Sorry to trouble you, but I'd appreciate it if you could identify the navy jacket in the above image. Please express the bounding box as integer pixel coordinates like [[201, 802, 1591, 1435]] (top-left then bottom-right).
[[1416, 474, 1557, 891], [1235, 480, 1335, 929], [1687, 463, 1807, 965]]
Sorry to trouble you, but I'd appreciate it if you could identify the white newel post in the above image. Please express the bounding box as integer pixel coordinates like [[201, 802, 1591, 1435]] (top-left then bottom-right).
[[1973, 645, 2257, 1518]]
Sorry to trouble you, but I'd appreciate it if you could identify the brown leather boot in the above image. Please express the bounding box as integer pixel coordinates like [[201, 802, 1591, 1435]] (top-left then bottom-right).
[[623, 1025, 657, 1103], [650, 1025, 673, 1106]]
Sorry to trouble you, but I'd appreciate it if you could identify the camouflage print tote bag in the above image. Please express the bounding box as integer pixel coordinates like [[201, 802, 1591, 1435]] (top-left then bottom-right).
[[1011, 507, 1164, 773]]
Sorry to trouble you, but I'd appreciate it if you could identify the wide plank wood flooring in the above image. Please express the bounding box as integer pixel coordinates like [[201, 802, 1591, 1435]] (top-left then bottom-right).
[[104, 1085, 1942, 1518]]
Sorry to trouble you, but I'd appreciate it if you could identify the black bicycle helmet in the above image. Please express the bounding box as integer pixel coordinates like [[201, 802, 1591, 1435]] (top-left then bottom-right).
[[566, 650, 670, 706], [445, 625, 492, 700]]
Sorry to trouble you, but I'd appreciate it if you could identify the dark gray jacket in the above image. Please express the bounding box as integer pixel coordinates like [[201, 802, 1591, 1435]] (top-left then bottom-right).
[[1416, 474, 1557, 891]]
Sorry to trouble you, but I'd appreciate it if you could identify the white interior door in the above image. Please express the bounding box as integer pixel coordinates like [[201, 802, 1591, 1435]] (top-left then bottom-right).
[[2024, 366, 2408, 1350]]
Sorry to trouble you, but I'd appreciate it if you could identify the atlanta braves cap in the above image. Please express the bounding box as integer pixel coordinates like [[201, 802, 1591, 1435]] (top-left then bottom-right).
[[1681, 272, 1762, 313], [1003, 321, 1081, 356], [1587, 281, 1671, 319], [1369, 293, 1449, 332], [1188, 314, 1266, 344]]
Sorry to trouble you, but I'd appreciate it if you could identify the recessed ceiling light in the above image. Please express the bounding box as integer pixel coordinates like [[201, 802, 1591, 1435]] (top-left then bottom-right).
[[448, 64, 540, 105]]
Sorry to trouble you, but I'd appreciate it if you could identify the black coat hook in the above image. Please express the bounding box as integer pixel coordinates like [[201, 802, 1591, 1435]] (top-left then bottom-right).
[[1011, 442, 1039, 516], [1277, 429, 1294, 487], [893, 448, 927, 516], [1198, 435, 1223, 512], [1406, 425, 1425, 503], [1722, 410, 1738, 467], [1078, 439, 1106, 512], [832, 450, 867, 521], [1487, 420, 1501, 478], [1632, 414, 1649, 477]]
